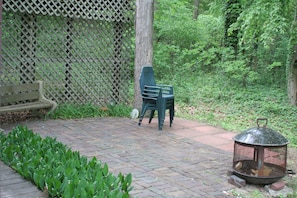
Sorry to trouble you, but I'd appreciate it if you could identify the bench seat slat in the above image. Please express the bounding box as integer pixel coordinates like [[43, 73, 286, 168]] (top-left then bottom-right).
[[0, 101, 53, 113], [0, 81, 57, 115]]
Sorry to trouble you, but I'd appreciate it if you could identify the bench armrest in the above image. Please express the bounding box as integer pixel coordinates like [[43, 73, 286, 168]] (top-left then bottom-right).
[[37, 80, 58, 112]]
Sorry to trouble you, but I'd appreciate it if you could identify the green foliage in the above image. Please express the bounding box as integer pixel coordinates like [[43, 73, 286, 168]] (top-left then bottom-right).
[[49, 103, 132, 119], [220, 58, 259, 87], [153, 1, 296, 148], [154, 3, 224, 78], [154, 0, 224, 48], [154, 0, 194, 47], [0, 126, 133, 197], [234, 0, 287, 48], [106, 104, 133, 117], [154, 0, 295, 88]]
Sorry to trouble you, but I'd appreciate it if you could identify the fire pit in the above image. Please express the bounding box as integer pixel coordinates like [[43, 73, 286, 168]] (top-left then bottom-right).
[[232, 118, 289, 185]]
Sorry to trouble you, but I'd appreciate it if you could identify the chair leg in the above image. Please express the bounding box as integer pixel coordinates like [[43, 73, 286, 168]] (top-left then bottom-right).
[[138, 115, 144, 126], [169, 101, 174, 127], [169, 99, 174, 118], [169, 109, 172, 127], [158, 101, 167, 130], [149, 110, 155, 123], [160, 110, 166, 130], [158, 109, 163, 130], [138, 105, 147, 126]]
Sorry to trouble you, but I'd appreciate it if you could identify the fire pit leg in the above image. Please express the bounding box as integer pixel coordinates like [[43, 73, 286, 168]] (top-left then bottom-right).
[[228, 175, 246, 188], [256, 146, 265, 176]]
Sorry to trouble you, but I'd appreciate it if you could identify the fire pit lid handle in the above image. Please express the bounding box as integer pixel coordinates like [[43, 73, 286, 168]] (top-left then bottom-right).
[[256, 118, 267, 128]]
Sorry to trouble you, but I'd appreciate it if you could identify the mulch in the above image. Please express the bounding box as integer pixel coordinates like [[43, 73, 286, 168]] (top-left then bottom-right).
[[0, 111, 46, 126]]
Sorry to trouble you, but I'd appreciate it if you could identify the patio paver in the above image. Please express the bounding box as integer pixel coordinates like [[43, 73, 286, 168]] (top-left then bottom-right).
[[1, 117, 237, 197]]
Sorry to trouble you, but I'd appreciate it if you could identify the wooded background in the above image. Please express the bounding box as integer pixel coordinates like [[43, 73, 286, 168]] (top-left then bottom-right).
[[152, 0, 297, 105]]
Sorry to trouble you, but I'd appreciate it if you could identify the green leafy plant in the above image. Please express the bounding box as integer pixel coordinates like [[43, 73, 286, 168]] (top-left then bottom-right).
[[0, 126, 133, 197]]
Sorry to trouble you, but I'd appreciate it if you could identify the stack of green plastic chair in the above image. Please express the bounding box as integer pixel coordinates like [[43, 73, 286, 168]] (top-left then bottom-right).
[[138, 66, 174, 130]]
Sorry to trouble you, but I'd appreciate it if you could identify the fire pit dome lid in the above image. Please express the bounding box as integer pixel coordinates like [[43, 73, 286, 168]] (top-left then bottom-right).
[[233, 118, 289, 146]]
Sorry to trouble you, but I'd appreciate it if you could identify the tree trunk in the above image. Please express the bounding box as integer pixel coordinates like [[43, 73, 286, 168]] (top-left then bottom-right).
[[134, 0, 154, 110], [224, 0, 241, 56], [287, 6, 297, 105], [287, 44, 297, 105], [193, 0, 199, 20]]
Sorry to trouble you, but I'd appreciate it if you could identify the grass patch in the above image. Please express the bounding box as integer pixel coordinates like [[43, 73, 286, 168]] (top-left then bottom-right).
[[171, 73, 297, 147], [49, 103, 132, 119]]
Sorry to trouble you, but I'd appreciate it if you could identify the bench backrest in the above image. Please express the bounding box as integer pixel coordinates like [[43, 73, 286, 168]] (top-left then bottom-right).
[[0, 83, 41, 106]]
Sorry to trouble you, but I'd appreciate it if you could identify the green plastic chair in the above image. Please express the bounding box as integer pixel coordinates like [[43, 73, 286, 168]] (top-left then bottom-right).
[[138, 66, 174, 130]]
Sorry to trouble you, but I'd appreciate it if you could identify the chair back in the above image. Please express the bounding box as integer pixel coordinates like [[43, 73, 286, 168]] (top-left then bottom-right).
[[139, 66, 156, 94]]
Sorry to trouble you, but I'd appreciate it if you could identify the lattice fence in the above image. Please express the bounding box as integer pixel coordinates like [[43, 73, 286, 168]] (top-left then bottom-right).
[[0, 0, 135, 106]]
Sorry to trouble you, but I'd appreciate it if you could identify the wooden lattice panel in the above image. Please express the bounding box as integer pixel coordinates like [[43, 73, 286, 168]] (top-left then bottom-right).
[[3, 0, 134, 22], [1, 1, 135, 106]]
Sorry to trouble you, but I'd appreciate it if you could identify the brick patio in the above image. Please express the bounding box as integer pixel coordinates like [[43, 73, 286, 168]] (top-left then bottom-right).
[[1, 117, 236, 197]]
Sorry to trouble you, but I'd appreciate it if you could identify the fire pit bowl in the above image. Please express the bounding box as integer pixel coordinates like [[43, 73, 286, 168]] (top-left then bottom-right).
[[232, 118, 289, 185]]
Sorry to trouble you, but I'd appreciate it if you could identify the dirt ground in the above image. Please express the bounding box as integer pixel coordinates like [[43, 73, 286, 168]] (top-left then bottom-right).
[[0, 111, 46, 125]]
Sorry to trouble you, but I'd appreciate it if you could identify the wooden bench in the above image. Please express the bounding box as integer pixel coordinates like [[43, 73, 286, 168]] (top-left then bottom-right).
[[0, 81, 57, 115]]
